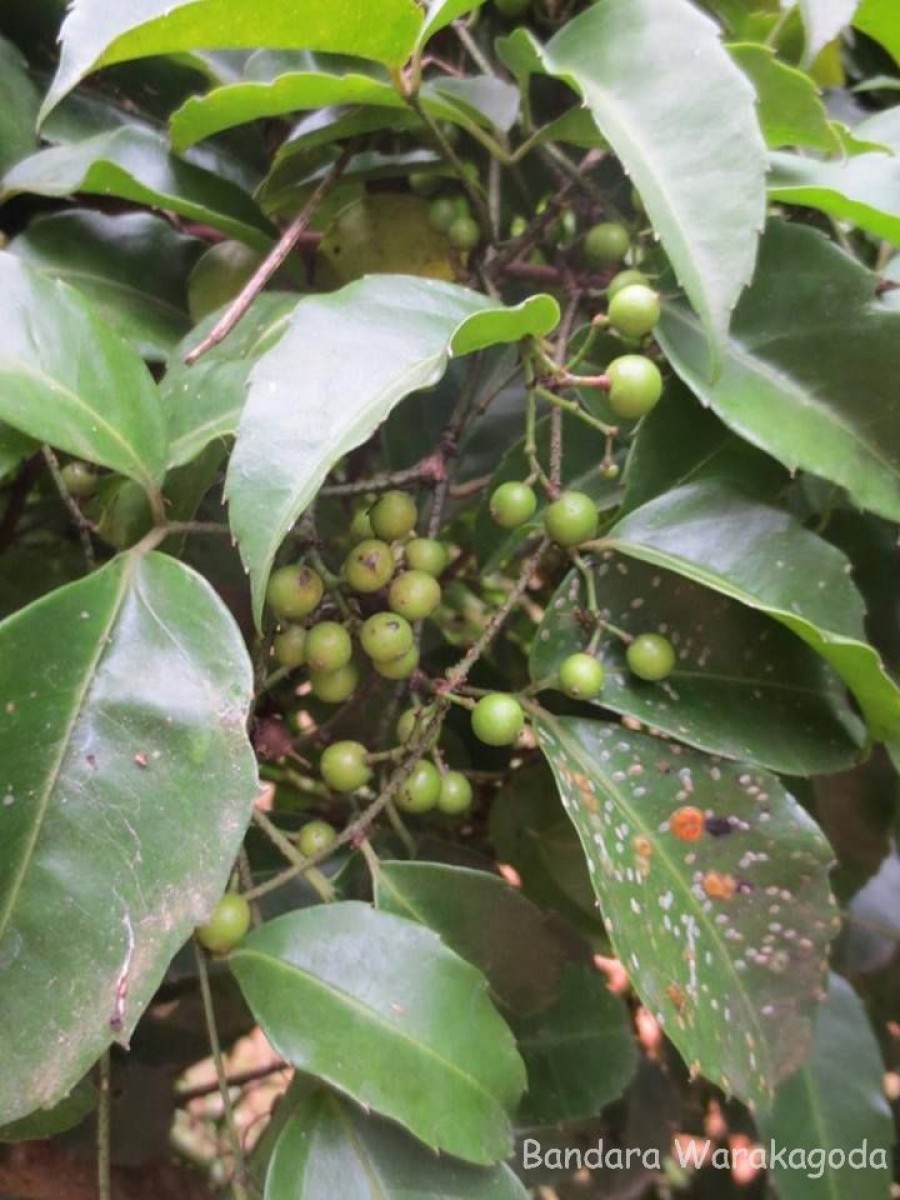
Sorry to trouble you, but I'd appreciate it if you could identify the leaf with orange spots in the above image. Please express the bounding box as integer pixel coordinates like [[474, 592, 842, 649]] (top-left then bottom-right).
[[534, 713, 837, 1109]]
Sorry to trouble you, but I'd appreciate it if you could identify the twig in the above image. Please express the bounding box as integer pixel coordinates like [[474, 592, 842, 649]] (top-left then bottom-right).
[[251, 808, 336, 902], [176, 1059, 290, 1105], [41, 445, 96, 569], [97, 1050, 112, 1200], [184, 143, 356, 366]]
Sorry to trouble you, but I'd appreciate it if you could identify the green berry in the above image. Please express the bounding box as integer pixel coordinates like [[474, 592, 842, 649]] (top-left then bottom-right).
[[397, 760, 441, 813], [490, 481, 537, 529], [559, 652, 605, 699], [297, 819, 338, 857], [600, 460, 621, 480], [405, 538, 449, 577], [428, 196, 459, 233], [449, 215, 480, 251], [60, 461, 98, 498], [584, 221, 630, 268], [273, 625, 307, 669], [608, 284, 661, 339], [309, 661, 360, 703], [360, 612, 414, 662], [369, 490, 417, 541], [388, 570, 442, 620], [349, 507, 374, 543], [305, 621, 353, 673], [410, 171, 440, 197], [471, 693, 525, 747], [267, 565, 324, 619], [195, 894, 251, 954], [373, 645, 419, 679], [606, 354, 663, 419], [626, 633, 676, 682], [320, 740, 371, 792], [343, 539, 395, 593], [544, 491, 598, 547], [438, 772, 474, 815], [608, 268, 649, 299], [396, 707, 423, 744]]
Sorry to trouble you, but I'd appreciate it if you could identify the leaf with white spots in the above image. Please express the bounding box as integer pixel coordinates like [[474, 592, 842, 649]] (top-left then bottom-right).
[[531, 555, 863, 774], [534, 714, 837, 1109]]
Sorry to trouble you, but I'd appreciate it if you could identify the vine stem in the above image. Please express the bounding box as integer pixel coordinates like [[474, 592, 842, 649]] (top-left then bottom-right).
[[193, 941, 250, 1200], [97, 1050, 111, 1200], [184, 142, 356, 366]]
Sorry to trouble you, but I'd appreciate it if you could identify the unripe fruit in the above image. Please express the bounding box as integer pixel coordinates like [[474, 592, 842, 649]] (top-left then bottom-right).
[[309, 661, 360, 703], [428, 196, 459, 233], [490, 480, 538, 529], [397, 760, 441, 813], [584, 221, 630, 267], [343, 539, 394, 593], [471, 693, 525, 747], [373, 645, 419, 679], [267, 565, 324, 619], [320, 740, 371, 792], [273, 625, 307, 669], [410, 171, 440, 197], [195, 894, 251, 954], [599, 460, 621, 480], [608, 268, 650, 299], [306, 621, 353, 673], [60, 461, 98, 498], [606, 354, 663, 419], [349, 508, 374, 543], [608, 284, 661, 339], [544, 491, 598, 547], [396, 707, 422, 743], [627, 633, 676, 682], [438, 772, 474, 815], [449, 215, 480, 251], [559, 652, 605, 699], [388, 570, 442, 620], [297, 819, 338, 857], [405, 538, 449, 577], [369, 490, 417, 541], [360, 612, 414, 662]]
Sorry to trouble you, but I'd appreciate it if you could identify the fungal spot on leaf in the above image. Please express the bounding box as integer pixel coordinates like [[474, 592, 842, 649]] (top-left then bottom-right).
[[670, 805, 705, 841], [702, 871, 737, 901]]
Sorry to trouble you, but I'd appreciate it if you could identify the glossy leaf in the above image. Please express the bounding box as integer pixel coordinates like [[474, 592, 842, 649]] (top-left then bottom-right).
[[728, 43, 840, 151], [42, 0, 424, 118], [161, 293, 296, 469], [230, 903, 526, 1164], [0, 35, 40, 175], [0, 255, 167, 490], [0, 1078, 96, 1143], [2, 127, 274, 250], [768, 150, 900, 245], [10, 211, 203, 361], [797, 0, 861, 64], [854, 0, 900, 66], [515, 965, 637, 1128], [534, 0, 766, 353], [534, 715, 836, 1108], [226, 276, 559, 626], [761, 974, 893, 1200], [417, 0, 488, 49], [531, 554, 863, 774], [374, 861, 566, 1015], [264, 1082, 528, 1200], [0, 552, 258, 1124], [657, 221, 900, 523]]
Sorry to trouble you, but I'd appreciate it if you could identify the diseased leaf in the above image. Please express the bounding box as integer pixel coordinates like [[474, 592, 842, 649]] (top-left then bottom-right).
[[728, 42, 841, 151], [531, 0, 767, 353], [0, 255, 167, 490], [768, 150, 900, 245], [657, 221, 900, 523], [608, 482, 900, 740], [226, 276, 558, 626], [318, 195, 454, 284], [534, 715, 837, 1108], [0, 552, 258, 1124], [230, 903, 526, 1165]]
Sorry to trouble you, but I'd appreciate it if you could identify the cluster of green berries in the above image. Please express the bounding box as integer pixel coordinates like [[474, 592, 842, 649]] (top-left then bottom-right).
[[411, 176, 481, 253], [551, 631, 676, 705], [490, 481, 599, 548]]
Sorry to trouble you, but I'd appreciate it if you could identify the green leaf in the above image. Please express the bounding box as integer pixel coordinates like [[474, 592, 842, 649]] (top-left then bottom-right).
[[854, 0, 900, 66], [0, 426, 37, 483], [761, 974, 893, 1200], [0, 1078, 96, 1143], [0, 35, 40, 175], [607, 482, 900, 740], [657, 221, 900, 523], [728, 43, 841, 152], [225, 276, 559, 627], [264, 1082, 528, 1200], [531, 555, 863, 774], [9, 211, 203, 362], [230, 902, 526, 1165], [796, 0, 861, 64], [0, 255, 167, 490], [417, 0, 488, 50], [768, 150, 900, 245], [42, 0, 424, 119], [534, 0, 766, 353], [161, 293, 296, 470], [534, 715, 836, 1109], [373, 861, 566, 1015], [2, 127, 275, 251], [0, 551, 258, 1124], [515, 965, 637, 1127]]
